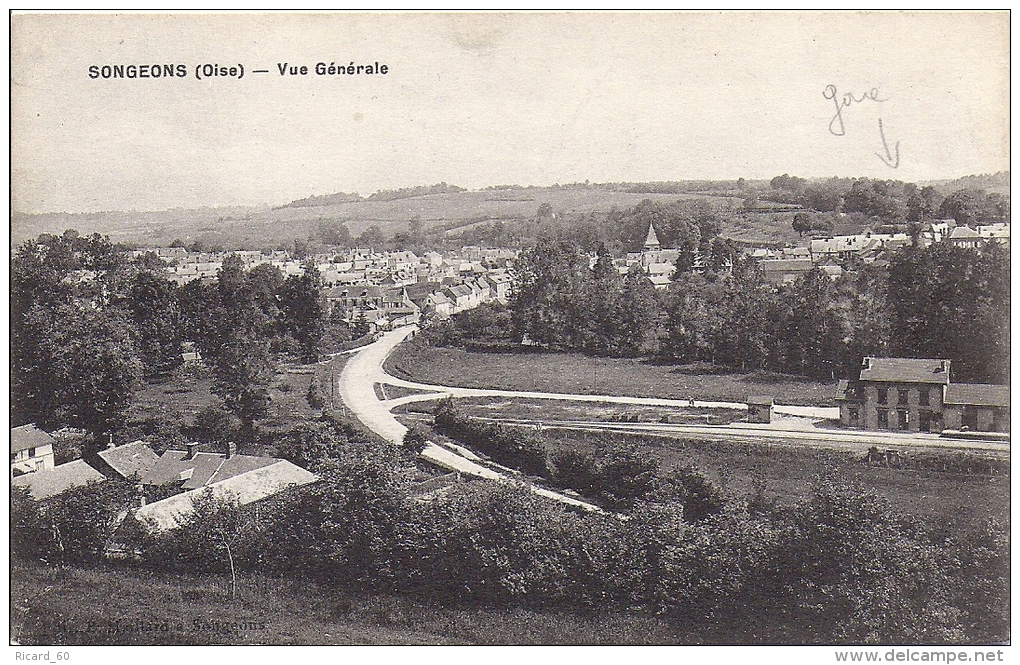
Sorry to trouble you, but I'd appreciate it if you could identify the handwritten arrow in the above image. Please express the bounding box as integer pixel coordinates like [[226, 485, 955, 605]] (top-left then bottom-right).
[[875, 117, 900, 168]]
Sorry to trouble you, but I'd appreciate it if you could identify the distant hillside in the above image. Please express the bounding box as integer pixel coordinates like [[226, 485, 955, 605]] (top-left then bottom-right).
[[923, 171, 1010, 196], [14, 175, 1005, 251], [12, 185, 734, 250]]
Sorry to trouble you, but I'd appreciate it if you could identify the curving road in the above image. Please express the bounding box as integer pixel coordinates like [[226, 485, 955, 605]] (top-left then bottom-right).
[[338, 326, 601, 510]]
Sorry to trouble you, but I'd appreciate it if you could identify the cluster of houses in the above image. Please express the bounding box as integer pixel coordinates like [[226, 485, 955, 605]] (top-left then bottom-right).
[[753, 220, 1009, 285], [835, 357, 1009, 435], [139, 246, 518, 289], [11, 426, 318, 543], [325, 272, 513, 333], [132, 245, 518, 333], [614, 219, 1010, 290]]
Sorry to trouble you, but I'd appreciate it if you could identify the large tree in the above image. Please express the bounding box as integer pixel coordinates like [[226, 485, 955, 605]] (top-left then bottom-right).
[[124, 269, 183, 379], [11, 231, 143, 436], [937, 189, 1009, 226], [19, 303, 143, 441], [776, 268, 844, 377], [709, 260, 778, 371], [279, 261, 326, 363], [887, 242, 1009, 383]]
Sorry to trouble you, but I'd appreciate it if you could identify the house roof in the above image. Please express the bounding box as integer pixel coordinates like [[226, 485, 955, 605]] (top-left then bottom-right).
[[97, 441, 160, 479], [12, 460, 106, 501], [181, 453, 233, 489], [944, 383, 1010, 408], [949, 225, 980, 239], [428, 291, 452, 305], [859, 357, 951, 384], [141, 449, 277, 489], [11, 424, 56, 454], [977, 224, 1010, 238], [134, 460, 318, 532], [819, 265, 844, 277], [405, 281, 441, 299]]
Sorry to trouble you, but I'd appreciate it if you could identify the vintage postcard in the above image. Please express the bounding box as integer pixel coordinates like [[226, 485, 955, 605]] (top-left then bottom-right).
[[9, 11, 1011, 659]]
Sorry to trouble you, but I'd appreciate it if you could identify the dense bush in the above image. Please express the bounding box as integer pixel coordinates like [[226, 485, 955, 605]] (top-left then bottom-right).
[[655, 464, 727, 522], [402, 425, 430, 455], [432, 399, 549, 477], [550, 445, 660, 510], [11, 480, 136, 564]]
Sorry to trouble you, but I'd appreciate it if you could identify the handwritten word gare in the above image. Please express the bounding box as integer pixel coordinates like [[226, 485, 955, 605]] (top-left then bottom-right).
[[276, 62, 389, 76], [823, 84, 887, 136]]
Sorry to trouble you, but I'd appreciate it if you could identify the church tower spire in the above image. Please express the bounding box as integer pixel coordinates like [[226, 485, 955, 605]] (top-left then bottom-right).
[[644, 223, 661, 251]]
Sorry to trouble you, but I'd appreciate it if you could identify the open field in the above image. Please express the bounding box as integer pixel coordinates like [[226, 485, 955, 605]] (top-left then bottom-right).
[[11, 561, 687, 646], [386, 343, 838, 406], [722, 209, 870, 245], [130, 364, 317, 423]]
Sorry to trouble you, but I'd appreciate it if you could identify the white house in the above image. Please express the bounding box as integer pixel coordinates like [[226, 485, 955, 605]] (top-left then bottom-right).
[[11, 424, 56, 476]]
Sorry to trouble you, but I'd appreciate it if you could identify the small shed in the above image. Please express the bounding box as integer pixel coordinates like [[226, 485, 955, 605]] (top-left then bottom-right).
[[747, 396, 775, 424]]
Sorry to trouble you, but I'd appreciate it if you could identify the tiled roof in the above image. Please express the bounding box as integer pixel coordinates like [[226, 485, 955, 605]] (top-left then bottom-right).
[[97, 441, 160, 479], [12, 460, 106, 501], [141, 450, 191, 486], [204, 454, 278, 486], [181, 453, 232, 490], [944, 383, 1010, 408], [141, 449, 276, 489], [134, 460, 318, 532], [11, 424, 56, 454], [859, 357, 951, 384]]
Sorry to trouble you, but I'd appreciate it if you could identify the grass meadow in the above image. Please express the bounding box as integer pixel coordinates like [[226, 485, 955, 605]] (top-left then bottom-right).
[[11, 561, 687, 646], [385, 344, 838, 406]]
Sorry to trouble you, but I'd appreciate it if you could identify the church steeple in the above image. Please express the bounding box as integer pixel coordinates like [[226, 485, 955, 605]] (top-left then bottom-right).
[[644, 223, 661, 251]]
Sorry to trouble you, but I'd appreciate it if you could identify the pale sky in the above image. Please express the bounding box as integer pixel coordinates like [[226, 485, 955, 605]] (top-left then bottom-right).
[[11, 11, 1010, 214]]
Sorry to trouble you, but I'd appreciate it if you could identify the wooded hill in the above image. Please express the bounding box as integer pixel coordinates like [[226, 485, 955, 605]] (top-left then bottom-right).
[[12, 173, 1008, 253]]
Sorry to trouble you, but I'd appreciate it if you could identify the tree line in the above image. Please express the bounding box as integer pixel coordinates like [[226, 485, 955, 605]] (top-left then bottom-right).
[[766, 174, 1009, 228], [11, 412, 1008, 644], [428, 239, 1009, 383], [12, 230, 332, 449]]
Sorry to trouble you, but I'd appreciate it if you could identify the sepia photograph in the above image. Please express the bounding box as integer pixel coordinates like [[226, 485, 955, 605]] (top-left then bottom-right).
[[8, 10, 1011, 656]]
